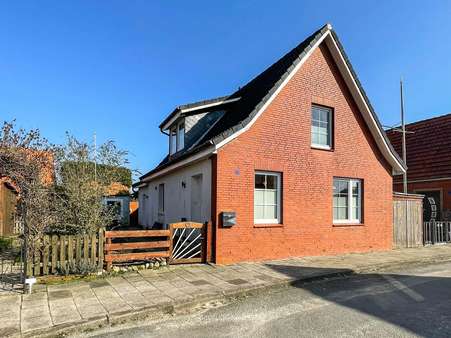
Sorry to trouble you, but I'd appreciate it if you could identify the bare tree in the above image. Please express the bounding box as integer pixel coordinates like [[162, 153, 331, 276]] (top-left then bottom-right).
[[0, 120, 56, 256]]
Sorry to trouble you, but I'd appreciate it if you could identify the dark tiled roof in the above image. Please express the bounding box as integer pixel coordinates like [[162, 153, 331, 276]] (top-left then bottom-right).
[[158, 95, 231, 129], [139, 23, 403, 182], [386, 113, 451, 181]]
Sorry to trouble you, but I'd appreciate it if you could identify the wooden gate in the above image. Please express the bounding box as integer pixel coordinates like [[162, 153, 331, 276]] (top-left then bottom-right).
[[169, 222, 210, 264], [393, 193, 424, 248], [105, 229, 170, 271]]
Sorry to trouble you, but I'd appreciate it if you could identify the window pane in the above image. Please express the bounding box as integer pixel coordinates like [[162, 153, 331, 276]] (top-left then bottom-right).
[[312, 107, 320, 121], [254, 190, 265, 205], [266, 175, 277, 189], [264, 205, 277, 220], [170, 128, 177, 155], [338, 207, 348, 220], [177, 123, 185, 151], [319, 133, 328, 145], [265, 190, 277, 205], [255, 174, 265, 189], [254, 205, 265, 220], [337, 196, 347, 208]]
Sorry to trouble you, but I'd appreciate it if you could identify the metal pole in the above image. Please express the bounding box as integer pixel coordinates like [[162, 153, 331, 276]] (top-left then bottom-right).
[[400, 79, 407, 193], [94, 132, 97, 183]]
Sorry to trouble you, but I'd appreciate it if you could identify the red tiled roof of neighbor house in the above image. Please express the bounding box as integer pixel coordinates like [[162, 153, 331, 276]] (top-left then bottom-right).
[[386, 113, 451, 182]]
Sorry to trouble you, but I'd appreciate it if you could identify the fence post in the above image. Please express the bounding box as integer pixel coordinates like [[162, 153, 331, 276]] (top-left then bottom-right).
[[42, 236, 49, 275], [98, 228, 104, 270], [51, 235, 58, 273], [168, 224, 174, 265], [91, 233, 97, 265]]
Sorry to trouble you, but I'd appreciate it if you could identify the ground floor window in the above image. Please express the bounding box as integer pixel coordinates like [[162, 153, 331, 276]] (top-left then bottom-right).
[[254, 171, 281, 224], [333, 178, 362, 223]]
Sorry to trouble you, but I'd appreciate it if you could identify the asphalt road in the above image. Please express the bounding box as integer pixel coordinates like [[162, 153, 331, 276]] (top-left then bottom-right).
[[85, 262, 451, 338]]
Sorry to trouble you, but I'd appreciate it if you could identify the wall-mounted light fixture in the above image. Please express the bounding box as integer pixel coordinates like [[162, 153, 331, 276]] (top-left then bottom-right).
[[181, 181, 186, 188]]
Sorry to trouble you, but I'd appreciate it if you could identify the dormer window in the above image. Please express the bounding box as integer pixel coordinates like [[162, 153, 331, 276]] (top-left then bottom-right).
[[169, 120, 185, 155], [177, 122, 185, 151], [170, 127, 177, 155]]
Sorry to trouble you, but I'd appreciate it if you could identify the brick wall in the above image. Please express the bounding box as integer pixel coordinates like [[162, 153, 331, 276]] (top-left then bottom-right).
[[213, 43, 394, 264]]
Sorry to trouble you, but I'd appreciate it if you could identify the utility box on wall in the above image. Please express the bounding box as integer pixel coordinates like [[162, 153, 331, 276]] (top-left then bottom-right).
[[221, 211, 236, 228]]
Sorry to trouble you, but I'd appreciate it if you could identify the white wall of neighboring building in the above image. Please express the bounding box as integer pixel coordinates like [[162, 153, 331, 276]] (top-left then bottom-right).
[[138, 158, 212, 228]]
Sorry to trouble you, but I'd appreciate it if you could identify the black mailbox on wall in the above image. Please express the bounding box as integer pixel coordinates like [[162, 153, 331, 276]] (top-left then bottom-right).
[[221, 211, 236, 228]]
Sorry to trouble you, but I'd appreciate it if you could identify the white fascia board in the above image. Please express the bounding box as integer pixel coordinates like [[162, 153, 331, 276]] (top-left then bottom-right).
[[141, 146, 215, 182], [160, 97, 241, 131], [180, 97, 241, 113], [213, 29, 405, 174], [214, 31, 330, 150]]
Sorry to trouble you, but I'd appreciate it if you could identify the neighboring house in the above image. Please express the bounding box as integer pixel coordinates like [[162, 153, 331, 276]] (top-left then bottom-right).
[[135, 23, 406, 264], [103, 182, 132, 226], [387, 113, 451, 221]]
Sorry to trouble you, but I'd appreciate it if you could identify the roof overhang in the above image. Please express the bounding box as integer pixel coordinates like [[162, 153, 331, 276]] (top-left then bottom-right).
[[213, 25, 406, 175], [139, 145, 215, 184]]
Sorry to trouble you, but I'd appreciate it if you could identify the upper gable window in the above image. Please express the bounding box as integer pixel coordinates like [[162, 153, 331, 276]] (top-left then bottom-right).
[[169, 120, 185, 155], [311, 105, 332, 149]]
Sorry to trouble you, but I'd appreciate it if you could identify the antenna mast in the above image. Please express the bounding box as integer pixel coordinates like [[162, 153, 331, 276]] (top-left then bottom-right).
[[400, 79, 407, 193]]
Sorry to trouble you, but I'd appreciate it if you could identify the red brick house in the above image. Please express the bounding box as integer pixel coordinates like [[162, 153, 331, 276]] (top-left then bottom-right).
[[135, 24, 406, 264], [387, 114, 451, 221]]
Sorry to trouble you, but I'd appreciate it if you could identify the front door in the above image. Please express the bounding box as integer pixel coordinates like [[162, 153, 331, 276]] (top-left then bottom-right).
[[191, 174, 203, 222]]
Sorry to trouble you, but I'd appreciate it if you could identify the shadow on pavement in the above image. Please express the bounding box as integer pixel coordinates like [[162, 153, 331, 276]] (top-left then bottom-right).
[[266, 263, 451, 337]]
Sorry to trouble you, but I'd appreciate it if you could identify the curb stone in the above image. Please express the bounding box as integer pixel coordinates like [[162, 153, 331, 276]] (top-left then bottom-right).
[[20, 255, 451, 337]]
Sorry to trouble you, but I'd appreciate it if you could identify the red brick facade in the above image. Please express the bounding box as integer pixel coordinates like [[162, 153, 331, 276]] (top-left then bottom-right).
[[212, 43, 394, 264]]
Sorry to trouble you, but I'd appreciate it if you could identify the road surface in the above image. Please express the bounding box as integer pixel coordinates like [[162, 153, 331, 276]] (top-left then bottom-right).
[[84, 262, 451, 338]]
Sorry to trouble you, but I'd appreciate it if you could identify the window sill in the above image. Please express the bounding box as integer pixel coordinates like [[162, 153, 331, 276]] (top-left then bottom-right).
[[254, 223, 284, 228], [311, 145, 333, 152], [333, 223, 364, 227]]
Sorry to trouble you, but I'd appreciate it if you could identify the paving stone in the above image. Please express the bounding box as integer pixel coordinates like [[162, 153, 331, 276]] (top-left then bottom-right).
[[48, 289, 72, 300], [21, 315, 52, 332], [78, 304, 107, 320], [226, 278, 249, 285], [89, 280, 110, 288]]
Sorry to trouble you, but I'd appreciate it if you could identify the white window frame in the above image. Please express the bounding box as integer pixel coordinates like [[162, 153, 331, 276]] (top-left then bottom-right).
[[311, 105, 332, 149], [169, 120, 185, 155], [333, 178, 362, 224], [169, 127, 177, 155], [177, 121, 185, 151], [254, 171, 282, 224]]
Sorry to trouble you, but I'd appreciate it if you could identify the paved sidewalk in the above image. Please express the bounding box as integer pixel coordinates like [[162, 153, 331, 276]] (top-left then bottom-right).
[[2, 245, 451, 337]]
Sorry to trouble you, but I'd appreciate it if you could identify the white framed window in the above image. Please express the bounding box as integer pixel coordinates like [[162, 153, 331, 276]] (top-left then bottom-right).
[[177, 122, 185, 151], [169, 127, 177, 155], [311, 105, 332, 149], [333, 178, 362, 224], [169, 120, 185, 155], [254, 171, 282, 224]]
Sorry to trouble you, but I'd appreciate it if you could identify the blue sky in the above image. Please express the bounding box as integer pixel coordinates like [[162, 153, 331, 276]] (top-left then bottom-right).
[[1, 1, 450, 178]]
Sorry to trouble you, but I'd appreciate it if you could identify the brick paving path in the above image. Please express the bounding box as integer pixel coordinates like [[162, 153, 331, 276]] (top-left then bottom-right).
[[1, 245, 451, 337]]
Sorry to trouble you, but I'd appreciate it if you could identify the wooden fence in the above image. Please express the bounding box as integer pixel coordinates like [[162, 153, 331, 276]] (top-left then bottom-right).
[[104, 229, 171, 271], [393, 192, 424, 248], [25, 221, 212, 276], [26, 228, 105, 277]]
